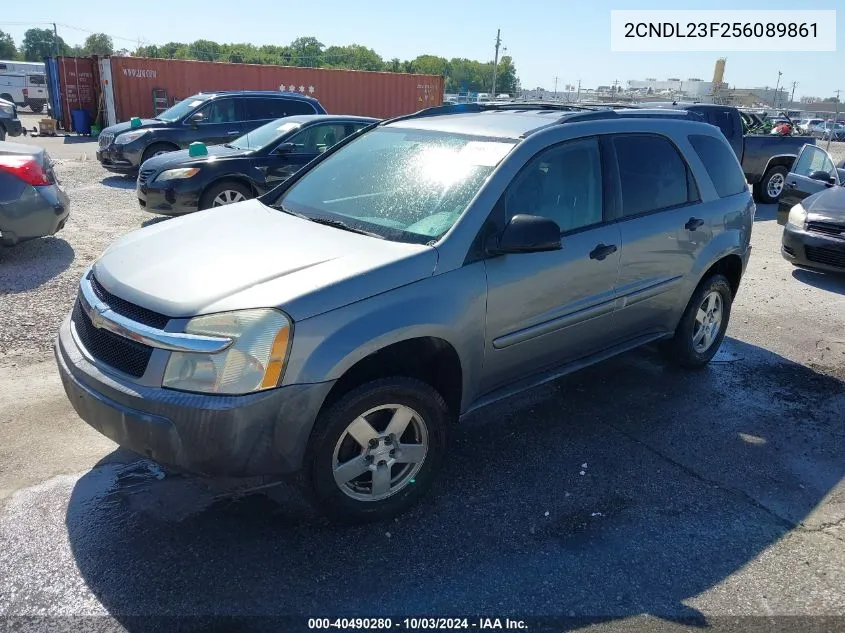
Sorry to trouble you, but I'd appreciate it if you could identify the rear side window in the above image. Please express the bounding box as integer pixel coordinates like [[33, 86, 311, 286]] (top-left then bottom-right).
[[27, 75, 46, 85], [245, 97, 316, 120], [688, 134, 747, 197], [612, 134, 698, 217]]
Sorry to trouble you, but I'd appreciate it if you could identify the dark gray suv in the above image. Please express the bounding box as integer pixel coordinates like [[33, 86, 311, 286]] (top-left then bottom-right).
[[56, 103, 754, 521]]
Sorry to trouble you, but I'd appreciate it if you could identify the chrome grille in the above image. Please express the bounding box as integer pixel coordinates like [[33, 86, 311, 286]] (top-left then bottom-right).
[[71, 300, 153, 378], [90, 276, 170, 329], [98, 132, 114, 149]]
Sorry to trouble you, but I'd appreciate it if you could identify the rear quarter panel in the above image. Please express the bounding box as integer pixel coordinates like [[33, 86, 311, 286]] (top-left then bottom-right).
[[742, 135, 813, 183]]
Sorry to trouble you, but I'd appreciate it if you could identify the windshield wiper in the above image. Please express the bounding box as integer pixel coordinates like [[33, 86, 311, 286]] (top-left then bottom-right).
[[307, 216, 384, 239]]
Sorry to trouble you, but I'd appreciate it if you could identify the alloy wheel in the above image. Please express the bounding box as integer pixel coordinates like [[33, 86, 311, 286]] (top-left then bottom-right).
[[692, 291, 723, 353]]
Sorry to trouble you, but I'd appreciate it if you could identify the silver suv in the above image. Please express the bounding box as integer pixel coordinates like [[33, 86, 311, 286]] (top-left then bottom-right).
[[55, 104, 754, 521]]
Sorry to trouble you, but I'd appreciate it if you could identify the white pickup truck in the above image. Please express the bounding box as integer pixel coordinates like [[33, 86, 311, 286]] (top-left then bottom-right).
[[0, 71, 48, 113]]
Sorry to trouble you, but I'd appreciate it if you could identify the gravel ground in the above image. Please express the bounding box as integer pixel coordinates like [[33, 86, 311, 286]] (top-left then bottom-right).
[[0, 161, 148, 367]]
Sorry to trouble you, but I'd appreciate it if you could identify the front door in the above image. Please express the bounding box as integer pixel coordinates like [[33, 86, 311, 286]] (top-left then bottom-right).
[[481, 136, 622, 393], [189, 98, 245, 146], [261, 122, 356, 187], [779, 144, 841, 220]]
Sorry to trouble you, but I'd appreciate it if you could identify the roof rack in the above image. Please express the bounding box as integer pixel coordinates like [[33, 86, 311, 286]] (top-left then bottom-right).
[[382, 101, 596, 125]]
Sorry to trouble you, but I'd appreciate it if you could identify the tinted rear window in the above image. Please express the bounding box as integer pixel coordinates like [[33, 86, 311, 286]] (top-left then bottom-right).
[[613, 134, 698, 217], [244, 98, 316, 120], [688, 134, 747, 198]]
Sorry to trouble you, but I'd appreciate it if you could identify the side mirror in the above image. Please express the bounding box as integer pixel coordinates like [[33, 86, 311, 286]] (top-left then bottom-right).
[[489, 214, 561, 255], [188, 112, 204, 126], [274, 142, 295, 154], [808, 170, 835, 184]]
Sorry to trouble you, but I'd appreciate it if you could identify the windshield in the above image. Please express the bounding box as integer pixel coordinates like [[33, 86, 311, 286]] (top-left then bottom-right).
[[155, 96, 209, 123], [276, 127, 515, 244], [229, 119, 302, 150]]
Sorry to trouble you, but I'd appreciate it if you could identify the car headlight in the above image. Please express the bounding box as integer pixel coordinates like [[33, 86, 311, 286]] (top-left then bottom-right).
[[163, 308, 292, 395], [114, 130, 149, 144], [786, 203, 807, 229], [0, 104, 13, 115], [154, 167, 199, 181]]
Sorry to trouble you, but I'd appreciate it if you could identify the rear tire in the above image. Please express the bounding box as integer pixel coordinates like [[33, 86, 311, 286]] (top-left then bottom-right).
[[305, 377, 448, 523], [199, 180, 253, 210], [753, 165, 788, 204], [27, 100, 45, 113], [660, 274, 733, 369]]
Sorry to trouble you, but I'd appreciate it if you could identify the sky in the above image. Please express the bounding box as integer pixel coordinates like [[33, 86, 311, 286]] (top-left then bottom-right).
[[2, 0, 842, 99]]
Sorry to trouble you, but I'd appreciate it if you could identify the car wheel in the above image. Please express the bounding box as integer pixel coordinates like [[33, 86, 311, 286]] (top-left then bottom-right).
[[199, 180, 252, 210], [141, 143, 177, 164], [660, 274, 732, 369], [306, 377, 448, 523], [753, 165, 788, 204]]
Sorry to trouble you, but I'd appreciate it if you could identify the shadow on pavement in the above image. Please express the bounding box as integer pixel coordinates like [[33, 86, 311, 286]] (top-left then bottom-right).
[[792, 267, 845, 294], [141, 216, 172, 228], [62, 135, 97, 145], [753, 203, 778, 223], [100, 175, 136, 190], [0, 237, 74, 292], [64, 338, 845, 627]]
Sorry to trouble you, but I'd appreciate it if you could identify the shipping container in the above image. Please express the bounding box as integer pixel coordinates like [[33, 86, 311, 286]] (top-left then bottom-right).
[[52, 56, 99, 132], [105, 57, 443, 122]]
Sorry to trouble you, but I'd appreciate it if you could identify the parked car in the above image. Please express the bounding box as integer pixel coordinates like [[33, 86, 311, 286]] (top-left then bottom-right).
[[96, 91, 327, 174], [0, 141, 69, 246], [0, 71, 48, 113], [639, 102, 814, 204], [0, 97, 23, 141], [779, 144, 845, 272], [796, 118, 824, 133], [56, 103, 754, 521], [818, 123, 845, 142], [137, 114, 378, 215]]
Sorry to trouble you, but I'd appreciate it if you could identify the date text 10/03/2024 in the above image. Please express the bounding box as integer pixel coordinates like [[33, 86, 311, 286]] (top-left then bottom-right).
[[307, 618, 528, 629]]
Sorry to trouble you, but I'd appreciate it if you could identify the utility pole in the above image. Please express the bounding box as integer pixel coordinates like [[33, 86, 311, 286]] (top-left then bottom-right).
[[826, 89, 841, 151], [52, 23, 60, 58], [491, 28, 501, 98], [790, 81, 797, 105], [553, 76, 558, 100], [774, 70, 782, 109], [577, 79, 581, 103]]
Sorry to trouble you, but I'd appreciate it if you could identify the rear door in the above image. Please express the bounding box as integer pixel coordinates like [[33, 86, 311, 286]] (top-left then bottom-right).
[[780, 144, 840, 214], [190, 98, 244, 145], [610, 133, 711, 339], [242, 97, 318, 132]]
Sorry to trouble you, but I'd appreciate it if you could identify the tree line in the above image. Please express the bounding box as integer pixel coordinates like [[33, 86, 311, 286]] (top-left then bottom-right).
[[0, 30, 520, 95]]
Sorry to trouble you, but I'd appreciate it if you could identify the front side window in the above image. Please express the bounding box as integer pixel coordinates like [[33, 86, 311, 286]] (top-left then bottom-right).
[[793, 145, 836, 178], [613, 134, 698, 217], [504, 137, 603, 233], [197, 99, 239, 124], [287, 123, 348, 154], [277, 127, 516, 243]]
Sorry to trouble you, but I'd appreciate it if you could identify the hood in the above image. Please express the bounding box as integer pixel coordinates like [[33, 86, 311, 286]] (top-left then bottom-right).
[[803, 186, 845, 223], [93, 199, 437, 321], [103, 118, 164, 136], [141, 143, 247, 172]]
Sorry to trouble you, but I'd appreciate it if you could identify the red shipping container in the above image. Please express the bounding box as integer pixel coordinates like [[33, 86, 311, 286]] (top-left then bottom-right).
[[56, 56, 99, 131], [106, 57, 443, 122]]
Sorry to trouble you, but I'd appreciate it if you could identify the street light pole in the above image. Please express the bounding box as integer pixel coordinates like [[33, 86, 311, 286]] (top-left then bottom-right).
[[774, 71, 782, 109], [491, 29, 501, 99], [826, 89, 841, 152]]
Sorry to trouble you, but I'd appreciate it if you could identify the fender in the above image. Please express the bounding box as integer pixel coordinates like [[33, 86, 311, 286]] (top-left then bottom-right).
[[754, 153, 799, 183], [284, 263, 488, 413]]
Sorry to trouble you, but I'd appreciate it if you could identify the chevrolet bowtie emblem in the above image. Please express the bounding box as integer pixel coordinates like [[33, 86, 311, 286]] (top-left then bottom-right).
[[89, 305, 108, 329]]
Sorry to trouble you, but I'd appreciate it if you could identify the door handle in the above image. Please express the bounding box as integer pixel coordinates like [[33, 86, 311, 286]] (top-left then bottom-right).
[[787, 181, 797, 189], [227, 130, 239, 135], [589, 243, 617, 261], [684, 217, 705, 231]]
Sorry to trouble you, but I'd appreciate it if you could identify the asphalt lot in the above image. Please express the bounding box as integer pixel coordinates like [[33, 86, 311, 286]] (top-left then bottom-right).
[[0, 118, 844, 631]]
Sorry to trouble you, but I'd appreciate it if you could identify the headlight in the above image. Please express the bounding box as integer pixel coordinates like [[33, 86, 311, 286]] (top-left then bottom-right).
[[0, 104, 13, 115], [786, 203, 807, 229], [114, 130, 149, 144], [163, 308, 292, 395], [155, 167, 199, 181]]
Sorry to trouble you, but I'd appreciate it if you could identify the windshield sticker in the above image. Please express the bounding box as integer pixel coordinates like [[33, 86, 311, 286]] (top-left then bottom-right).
[[276, 122, 301, 133], [458, 141, 515, 166], [188, 100, 204, 107]]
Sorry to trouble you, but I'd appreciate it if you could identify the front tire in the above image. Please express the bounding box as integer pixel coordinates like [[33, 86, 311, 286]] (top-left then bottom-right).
[[661, 274, 732, 369], [199, 180, 253, 210], [306, 377, 448, 523], [753, 165, 788, 204], [141, 142, 178, 164]]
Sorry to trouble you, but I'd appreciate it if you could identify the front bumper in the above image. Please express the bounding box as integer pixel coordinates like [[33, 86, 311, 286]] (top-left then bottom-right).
[[782, 223, 845, 273], [0, 183, 70, 246], [97, 144, 144, 172], [138, 180, 201, 215], [55, 316, 335, 476], [2, 117, 23, 137]]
